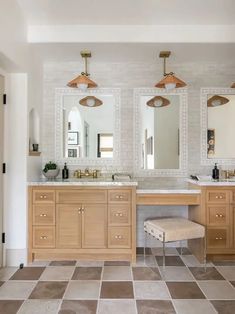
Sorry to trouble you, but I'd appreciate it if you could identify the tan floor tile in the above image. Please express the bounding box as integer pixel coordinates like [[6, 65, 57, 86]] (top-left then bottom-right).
[[64, 280, 100, 299], [166, 282, 206, 299], [39, 266, 74, 281], [198, 281, 235, 299], [10, 267, 45, 280], [152, 247, 179, 256], [134, 281, 171, 300], [181, 255, 213, 267], [216, 266, 235, 280], [0, 300, 23, 314], [173, 300, 217, 314], [72, 267, 102, 280], [18, 300, 61, 314], [0, 268, 17, 281], [27, 261, 50, 267], [104, 261, 130, 266], [59, 300, 97, 314], [98, 300, 136, 314], [132, 256, 157, 267], [132, 267, 161, 281], [136, 300, 175, 314], [102, 266, 132, 281], [49, 260, 76, 266], [211, 300, 235, 314], [189, 267, 225, 280], [100, 281, 134, 299], [0, 281, 36, 299], [76, 261, 104, 267], [29, 281, 68, 299], [160, 266, 194, 281]]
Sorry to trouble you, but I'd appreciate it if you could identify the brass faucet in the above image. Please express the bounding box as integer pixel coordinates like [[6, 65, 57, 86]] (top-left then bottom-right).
[[221, 170, 235, 179], [74, 168, 99, 179]]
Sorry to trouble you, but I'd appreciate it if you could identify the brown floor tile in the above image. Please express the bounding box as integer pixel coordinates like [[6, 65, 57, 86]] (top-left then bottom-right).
[[29, 281, 68, 299], [213, 260, 235, 266], [230, 281, 235, 288], [166, 282, 206, 299], [10, 267, 45, 280], [0, 300, 23, 314], [176, 247, 191, 255], [0, 282, 4, 288], [100, 281, 134, 299], [104, 261, 130, 266], [155, 256, 185, 266], [136, 247, 152, 255], [132, 267, 162, 281], [49, 260, 76, 266], [210, 300, 235, 314], [72, 267, 102, 280], [136, 300, 176, 314], [59, 300, 97, 314], [189, 267, 225, 280]]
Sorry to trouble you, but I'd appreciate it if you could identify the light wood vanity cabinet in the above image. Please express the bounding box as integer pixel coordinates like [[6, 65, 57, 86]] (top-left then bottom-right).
[[28, 186, 136, 262]]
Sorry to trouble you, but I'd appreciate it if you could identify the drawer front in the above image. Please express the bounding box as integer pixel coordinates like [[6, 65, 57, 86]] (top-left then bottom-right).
[[207, 190, 229, 203], [207, 205, 229, 226], [108, 226, 131, 248], [33, 226, 55, 248], [108, 190, 132, 203], [207, 228, 230, 249], [33, 190, 55, 204], [56, 190, 107, 204], [108, 204, 131, 226], [33, 204, 55, 225]]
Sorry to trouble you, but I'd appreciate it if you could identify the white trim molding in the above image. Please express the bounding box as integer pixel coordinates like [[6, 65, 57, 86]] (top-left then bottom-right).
[[55, 88, 121, 167], [201, 87, 235, 166], [133, 88, 188, 177]]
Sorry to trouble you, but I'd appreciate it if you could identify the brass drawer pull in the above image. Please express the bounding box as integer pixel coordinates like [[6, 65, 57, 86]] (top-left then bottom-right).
[[39, 195, 47, 199], [215, 195, 219, 199], [115, 195, 124, 200], [215, 237, 223, 240], [115, 213, 123, 217], [114, 235, 123, 239], [40, 236, 47, 240], [39, 214, 47, 217], [215, 214, 224, 218], [219, 196, 223, 199]]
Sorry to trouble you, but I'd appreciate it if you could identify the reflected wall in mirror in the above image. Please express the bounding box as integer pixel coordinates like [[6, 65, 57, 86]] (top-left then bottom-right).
[[201, 88, 235, 165], [55, 88, 120, 165], [134, 88, 188, 176]]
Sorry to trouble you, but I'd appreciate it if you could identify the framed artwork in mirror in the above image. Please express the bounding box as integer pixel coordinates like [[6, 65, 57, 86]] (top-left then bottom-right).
[[68, 132, 79, 145]]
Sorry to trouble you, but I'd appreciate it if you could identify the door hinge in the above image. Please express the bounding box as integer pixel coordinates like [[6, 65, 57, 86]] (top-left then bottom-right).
[[3, 94, 6, 105], [2, 163, 6, 174], [2, 233, 5, 244]]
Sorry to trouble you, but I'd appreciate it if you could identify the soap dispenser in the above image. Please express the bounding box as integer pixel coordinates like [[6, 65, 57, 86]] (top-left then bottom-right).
[[212, 163, 219, 180], [62, 163, 69, 179]]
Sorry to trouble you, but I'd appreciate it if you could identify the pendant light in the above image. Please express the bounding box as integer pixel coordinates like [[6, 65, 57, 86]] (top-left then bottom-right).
[[207, 95, 229, 107], [67, 50, 97, 89], [79, 96, 103, 107], [155, 51, 186, 90], [147, 95, 170, 108], [231, 83, 235, 88]]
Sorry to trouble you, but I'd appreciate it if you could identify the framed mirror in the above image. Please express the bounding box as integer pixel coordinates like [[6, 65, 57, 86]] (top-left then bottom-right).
[[55, 88, 121, 165], [134, 88, 188, 176], [201, 88, 235, 165]]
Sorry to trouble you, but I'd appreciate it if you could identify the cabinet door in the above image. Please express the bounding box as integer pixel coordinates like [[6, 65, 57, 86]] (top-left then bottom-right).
[[82, 204, 107, 248], [56, 204, 82, 248]]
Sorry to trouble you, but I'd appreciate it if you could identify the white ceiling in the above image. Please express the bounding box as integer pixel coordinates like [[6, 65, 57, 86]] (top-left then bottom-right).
[[17, 0, 235, 26]]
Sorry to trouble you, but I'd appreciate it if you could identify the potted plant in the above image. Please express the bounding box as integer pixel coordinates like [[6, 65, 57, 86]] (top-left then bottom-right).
[[43, 161, 59, 179]]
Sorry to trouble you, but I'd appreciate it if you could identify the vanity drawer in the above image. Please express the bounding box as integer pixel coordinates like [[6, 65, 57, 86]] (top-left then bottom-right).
[[33, 190, 55, 204], [56, 189, 107, 204], [108, 190, 132, 203], [108, 204, 131, 226], [207, 227, 230, 249], [33, 226, 55, 248], [206, 190, 229, 204], [108, 226, 131, 248], [33, 204, 55, 225], [207, 205, 230, 226]]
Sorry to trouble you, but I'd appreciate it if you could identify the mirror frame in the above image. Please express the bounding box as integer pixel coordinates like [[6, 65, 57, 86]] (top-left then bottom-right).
[[55, 88, 121, 166], [133, 88, 188, 176], [201, 87, 235, 166]]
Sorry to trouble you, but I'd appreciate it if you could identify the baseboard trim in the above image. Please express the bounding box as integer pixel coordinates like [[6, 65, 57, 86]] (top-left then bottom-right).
[[6, 248, 27, 267]]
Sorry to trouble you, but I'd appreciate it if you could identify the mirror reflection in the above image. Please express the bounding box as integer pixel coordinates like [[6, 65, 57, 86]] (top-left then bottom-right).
[[140, 95, 180, 169], [63, 95, 114, 158], [207, 94, 235, 159]]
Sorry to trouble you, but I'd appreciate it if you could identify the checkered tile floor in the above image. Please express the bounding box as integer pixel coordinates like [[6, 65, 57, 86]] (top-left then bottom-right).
[[0, 247, 235, 313]]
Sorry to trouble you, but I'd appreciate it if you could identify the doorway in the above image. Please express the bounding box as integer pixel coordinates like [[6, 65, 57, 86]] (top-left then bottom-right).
[[0, 74, 5, 266]]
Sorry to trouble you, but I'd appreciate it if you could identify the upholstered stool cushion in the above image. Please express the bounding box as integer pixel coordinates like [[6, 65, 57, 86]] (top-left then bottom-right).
[[144, 218, 205, 242]]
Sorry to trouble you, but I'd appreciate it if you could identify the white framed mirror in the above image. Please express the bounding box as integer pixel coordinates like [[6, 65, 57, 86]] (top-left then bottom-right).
[[201, 88, 235, 165], [133, 88, 188, 176], [55, 88, 121, 166]]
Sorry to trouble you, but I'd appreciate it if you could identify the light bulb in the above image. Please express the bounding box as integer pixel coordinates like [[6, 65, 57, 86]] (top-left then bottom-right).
[[165, 83, 176, 90], [86, 98, 95, 107], [153, 99, 163, 107], [77, 83, 88, 90], [211, 99, 222, 107]]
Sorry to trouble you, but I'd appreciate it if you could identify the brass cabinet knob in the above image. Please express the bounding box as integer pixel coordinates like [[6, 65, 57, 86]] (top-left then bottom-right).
[[40, 214, 47, 217], [215, 214, 224, 218], [40, 236, 47, 240], [215, 237, 223, 240], [115, 235, 123, 239]]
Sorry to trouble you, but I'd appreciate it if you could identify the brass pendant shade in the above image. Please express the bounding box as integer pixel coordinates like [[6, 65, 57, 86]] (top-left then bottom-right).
[[231, 82, 235, 88], [147, 95, 170, 108], [67, 50, 97, 89], [207, 95, 229, 107], [79, 96, 103, 107], [155, 51, 187, 89]]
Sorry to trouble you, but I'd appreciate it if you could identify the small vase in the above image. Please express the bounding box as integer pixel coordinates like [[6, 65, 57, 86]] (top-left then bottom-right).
[[43, 168, 60, 180]]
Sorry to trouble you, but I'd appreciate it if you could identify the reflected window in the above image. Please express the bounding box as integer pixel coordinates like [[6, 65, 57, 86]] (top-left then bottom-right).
[[97, 133, 113, 158]]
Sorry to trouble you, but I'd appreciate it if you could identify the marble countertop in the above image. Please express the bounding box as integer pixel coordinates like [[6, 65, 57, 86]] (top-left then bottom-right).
[[187, 178, 235, 186]]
